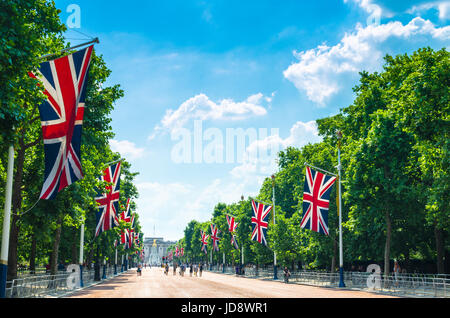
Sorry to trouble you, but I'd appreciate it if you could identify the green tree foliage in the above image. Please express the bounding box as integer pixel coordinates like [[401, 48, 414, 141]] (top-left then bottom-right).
[[0, 1, 142, 280], [177, 47, 449, 274]]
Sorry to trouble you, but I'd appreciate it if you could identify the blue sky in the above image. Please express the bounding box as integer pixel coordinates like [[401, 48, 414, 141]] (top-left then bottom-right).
[[54, 0, 449, 240]]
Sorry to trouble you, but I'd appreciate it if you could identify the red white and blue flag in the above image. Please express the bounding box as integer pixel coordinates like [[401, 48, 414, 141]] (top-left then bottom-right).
[[226, 215, 238, 233], [300, 166, 336, 236], [95, 162, 121, 237], [118, 199, 131, 248], [128, 214, 136, 248], [200, 230, 209, 254], [29, 46, 94, 200], [251, 200, 272, 246], [175, 246, 180, 257], [210, 224, 220, 252], [231, 235, 239, 250]]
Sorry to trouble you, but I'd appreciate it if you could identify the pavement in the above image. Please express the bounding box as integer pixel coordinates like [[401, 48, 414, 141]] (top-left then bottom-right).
[[66, 267, 397, 298]]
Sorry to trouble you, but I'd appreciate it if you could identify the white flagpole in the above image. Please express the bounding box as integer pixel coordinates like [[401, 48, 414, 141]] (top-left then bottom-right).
[[336, 131, 345, 287], [223, 252, 225, 273], [39, 38, 99, 60], [114, 247, 118, 275], [79, 221, 85, 287], [0, 146, 14, 298], [271, 175, 278, 280]]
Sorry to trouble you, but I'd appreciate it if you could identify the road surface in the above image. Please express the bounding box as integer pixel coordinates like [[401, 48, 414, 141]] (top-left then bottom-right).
[[67, 267, 396, 298]]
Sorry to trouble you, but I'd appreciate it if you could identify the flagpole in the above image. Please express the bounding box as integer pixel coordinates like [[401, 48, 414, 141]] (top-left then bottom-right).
[[336, 131, 345, 287], [103, 158, 125, 167], [210, 245, 213, 270], [304, 162, 338, 177], [0, 145, 14, 298], [249, 197, 272, 207], [39, 38, 99, 60], [79, 221, 85, 287], [271, 175, 278, 280], [222, 252, 225, 273], [114, 247, 118, 275], [121, 254, 124, 272]]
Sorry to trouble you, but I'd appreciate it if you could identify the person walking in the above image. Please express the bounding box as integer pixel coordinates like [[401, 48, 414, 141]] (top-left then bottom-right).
[[393, 260, 401, 287], [283, 266, 291, 284], [189, 264, 193, 277], [199, 263, 203, 277]]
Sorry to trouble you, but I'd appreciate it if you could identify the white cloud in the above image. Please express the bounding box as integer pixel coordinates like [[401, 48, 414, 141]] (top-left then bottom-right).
[[150, 93, 269, 139], [408, 1, 450, 21], [283, 17, 450, 105], [344, 0, 384, 22], [109, 139, 145, 160]]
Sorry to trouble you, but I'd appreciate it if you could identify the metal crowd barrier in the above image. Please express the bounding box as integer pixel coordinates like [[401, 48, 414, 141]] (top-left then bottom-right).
[[207, 266, 449, 298], [5, 266, 128, 298]]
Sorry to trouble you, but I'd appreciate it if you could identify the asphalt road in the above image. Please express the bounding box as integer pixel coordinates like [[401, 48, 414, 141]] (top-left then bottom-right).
[[67, 267, 396, 298]]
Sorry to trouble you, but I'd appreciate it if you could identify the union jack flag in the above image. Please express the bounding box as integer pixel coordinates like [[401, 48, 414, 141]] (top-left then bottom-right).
[[226, 215, 239, 233], [180, 247, 184, 257], [118, 199, 131, 248], [175, 246, 180, 257], [29, 46, 94, 200], [200, 230, 209, 254], [300, 166, 336, 236], [231, 234, 239, 250], [128, 211, 136, 248], [210, 224, 220, 252], [94, 162, 121, 237], [251, 200, 272, 246], [135, 232, 142, 246]]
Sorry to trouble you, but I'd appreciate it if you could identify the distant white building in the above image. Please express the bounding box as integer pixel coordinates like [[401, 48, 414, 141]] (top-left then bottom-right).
[[143, 237, 176, 265]]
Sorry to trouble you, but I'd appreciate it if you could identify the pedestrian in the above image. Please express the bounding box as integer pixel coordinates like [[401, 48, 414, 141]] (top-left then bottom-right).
[[393, 260, 401, 286], [194, 264, 198, 277], [173, 263, 177, 276], [199, 263, 203, 277], [283, 266, 291, 284], [180, 264, 184, 276], [164, 263, 169, 275], [189, 264, 193, 277], [137, 264, 142, 277]]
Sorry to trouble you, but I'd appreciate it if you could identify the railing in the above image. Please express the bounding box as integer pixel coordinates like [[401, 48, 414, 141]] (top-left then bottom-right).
[[5, 265, 129, 298], [207, 266, 449, 298]]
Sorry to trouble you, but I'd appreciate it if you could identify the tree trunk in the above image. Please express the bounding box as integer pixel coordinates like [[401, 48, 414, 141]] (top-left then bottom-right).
[[50, 215, 63, 275], [29, 231, 37, 274], [384, 211, 392, 278], [434, 225, 445, 274]]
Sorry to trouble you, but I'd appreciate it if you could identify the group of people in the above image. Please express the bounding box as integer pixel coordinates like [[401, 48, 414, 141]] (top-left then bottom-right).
[[164, 263, 204, 277]]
